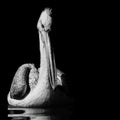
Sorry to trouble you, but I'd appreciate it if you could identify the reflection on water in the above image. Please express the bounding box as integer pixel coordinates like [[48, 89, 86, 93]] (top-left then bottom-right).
[[8, 105, 74, 120]]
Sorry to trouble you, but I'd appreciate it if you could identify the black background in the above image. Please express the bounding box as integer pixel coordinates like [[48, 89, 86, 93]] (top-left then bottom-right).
[[0, 1, 108, 114]]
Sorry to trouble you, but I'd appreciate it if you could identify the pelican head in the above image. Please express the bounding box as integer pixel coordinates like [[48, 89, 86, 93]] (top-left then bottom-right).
[[7, 8, 66, 107]]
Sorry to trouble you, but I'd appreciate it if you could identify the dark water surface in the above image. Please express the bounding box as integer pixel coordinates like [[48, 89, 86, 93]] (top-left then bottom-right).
[[3, 105, 76, 120]]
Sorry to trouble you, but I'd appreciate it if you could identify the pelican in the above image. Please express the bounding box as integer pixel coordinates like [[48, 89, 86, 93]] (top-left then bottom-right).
[[7, 8, 67, 107]]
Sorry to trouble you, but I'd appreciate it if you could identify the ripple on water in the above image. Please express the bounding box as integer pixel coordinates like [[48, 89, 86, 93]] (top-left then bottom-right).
[[7, 105, 75, 120]]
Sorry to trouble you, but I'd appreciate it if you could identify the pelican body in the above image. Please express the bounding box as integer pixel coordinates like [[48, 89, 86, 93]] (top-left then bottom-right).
[[7, 8, 65, 107]]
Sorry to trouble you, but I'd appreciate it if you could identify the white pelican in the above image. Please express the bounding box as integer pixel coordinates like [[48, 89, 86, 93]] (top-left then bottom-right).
[[7, 8, 68, 107]]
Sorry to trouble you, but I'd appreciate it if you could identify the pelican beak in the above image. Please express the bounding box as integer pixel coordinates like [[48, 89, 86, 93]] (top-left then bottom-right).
[[37, 8, 56, 90], [37, 8, 64, 90]]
